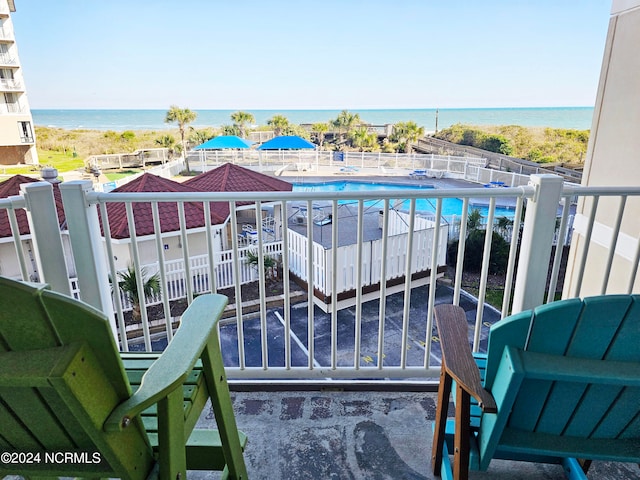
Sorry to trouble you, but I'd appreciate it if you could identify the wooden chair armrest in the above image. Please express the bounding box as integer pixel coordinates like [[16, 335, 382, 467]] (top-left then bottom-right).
[[434, 304, 497, 413], [104, 294, 228, 431]]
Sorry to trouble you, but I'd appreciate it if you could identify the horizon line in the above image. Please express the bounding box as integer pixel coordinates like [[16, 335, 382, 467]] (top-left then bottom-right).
[[31, 106, 594, 111]]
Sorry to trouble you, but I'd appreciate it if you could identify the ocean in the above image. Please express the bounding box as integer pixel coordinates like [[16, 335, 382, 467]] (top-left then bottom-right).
[[31, 107, 594, 132]]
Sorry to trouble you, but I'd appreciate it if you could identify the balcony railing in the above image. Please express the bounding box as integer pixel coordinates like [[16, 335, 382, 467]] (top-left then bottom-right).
[[0, 101, 23, 113], [0, 25, 13, 40], [3, 176, 640, 385], [0, 77, 22, 91], [0, 52, 16, 65]]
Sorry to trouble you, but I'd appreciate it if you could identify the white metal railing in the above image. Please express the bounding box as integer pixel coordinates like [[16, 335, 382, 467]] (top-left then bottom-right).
[[0, 78, 21, 90], [0, 52, 16, 65], [1, 101, 22, 113], [185, 150, 535, 187], [4, 176, 640, 384], [86, 148, 171, 173], [187, 149, 485, 171], [0, 25, 13, 40]]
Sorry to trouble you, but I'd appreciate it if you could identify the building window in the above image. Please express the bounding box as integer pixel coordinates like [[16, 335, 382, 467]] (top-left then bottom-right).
[[18, 120, 33, 143]]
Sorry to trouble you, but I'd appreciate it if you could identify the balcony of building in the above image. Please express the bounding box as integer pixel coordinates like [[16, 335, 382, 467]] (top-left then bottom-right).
[[0, 51, 16, 67], [0, 24, 13, 41], [0, 77, 22, 92], [1, 170, 640, 478]]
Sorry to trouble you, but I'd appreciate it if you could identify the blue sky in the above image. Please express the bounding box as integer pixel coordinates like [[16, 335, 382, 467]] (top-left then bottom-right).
[[12, 1, 611, 110]]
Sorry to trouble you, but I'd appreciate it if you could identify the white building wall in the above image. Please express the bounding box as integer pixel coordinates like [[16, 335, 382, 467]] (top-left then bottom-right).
[[564, 0, 640, 296]]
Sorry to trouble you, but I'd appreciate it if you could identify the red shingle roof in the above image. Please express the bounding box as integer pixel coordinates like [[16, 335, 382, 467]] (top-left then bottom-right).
[[1, 166, 292, 241], [105, 173, 229, 239], [184, 163, 293, 193], [0, 175, 65, 238]]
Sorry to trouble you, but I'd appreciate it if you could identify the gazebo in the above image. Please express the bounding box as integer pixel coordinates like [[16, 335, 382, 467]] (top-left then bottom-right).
[[257, 135, 315, 150], [257, 135, 317, 171], [194, 135, 254, 166], [195, 135, 254, 150]]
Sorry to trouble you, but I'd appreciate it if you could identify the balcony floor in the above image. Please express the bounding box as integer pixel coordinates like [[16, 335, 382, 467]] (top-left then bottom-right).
[[195, 389, 640, 479]]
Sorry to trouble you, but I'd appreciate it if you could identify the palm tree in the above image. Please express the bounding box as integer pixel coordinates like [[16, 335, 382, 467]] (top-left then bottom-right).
[[332, 110, 362, 144], [391, 121, 425, 153], [467, 208, 484, 231], [189, 127, 215, 147], [155, 134, 176, 157], [349, 126, 377, 151], [115, 265, 161, 322], [165, 105, 197, 172], [245, 250, 278, 282], [267, 114, 290, 136], [221, 124, 241, 136], [311, 122, 329, 149], [230, 111, 255, 138], [496, 216, 514, 238]]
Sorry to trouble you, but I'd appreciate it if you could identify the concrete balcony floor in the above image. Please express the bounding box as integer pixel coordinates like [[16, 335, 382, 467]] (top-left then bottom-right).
[[194, 389, 640, 479]]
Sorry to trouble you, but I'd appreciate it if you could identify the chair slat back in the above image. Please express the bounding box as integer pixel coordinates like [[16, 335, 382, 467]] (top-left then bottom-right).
[[0, 277, 152, 479], [0, 277, 131, 397], [485, 295, 640, 440]]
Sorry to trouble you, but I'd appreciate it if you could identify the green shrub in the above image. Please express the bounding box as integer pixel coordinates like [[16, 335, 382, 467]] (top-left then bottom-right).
[[448, 229, 510, 275], [481, 134, 513, 155]]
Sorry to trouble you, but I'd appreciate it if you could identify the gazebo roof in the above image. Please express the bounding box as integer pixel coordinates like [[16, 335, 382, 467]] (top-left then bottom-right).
[[184, 163, 293, 193], [0, 175, 65, 238], [105, 173, 229, 239], [194, 135, 254, 150], [257, 135, 316, 150]]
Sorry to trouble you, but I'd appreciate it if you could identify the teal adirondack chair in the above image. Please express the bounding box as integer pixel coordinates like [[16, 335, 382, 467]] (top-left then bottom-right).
[[432, 295, 640, 480], [0, 276, 248, 480]]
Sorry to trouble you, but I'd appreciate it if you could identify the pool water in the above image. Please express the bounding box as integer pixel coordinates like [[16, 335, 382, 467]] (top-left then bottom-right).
[[292, 181, 516, 218]]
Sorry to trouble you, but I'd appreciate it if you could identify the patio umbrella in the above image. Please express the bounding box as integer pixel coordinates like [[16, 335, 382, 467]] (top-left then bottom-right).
[[257, 135, 316, 150], [195, 135, 254, 149]]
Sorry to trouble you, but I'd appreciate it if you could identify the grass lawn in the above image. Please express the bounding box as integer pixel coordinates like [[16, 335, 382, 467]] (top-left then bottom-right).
[[1, 150, 85, 176], [38, 150, 85, 172], [105, 170, 141, 181]]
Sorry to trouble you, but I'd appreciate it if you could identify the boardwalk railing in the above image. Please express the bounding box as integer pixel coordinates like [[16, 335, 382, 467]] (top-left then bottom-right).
[[3, 176, 640, 383]]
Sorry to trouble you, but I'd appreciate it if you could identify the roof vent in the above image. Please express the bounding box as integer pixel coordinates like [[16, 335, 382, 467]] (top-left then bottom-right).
[[41, 167, 61, 184]]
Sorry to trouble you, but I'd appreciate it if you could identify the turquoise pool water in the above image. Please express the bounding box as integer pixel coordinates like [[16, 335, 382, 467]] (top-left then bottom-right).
[[292, 181, 516, 218]]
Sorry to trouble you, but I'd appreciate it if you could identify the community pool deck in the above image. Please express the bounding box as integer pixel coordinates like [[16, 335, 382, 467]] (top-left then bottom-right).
[[284, 176, 519, 249]]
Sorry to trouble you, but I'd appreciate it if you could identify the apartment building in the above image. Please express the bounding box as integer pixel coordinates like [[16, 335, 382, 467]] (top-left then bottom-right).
[[0, 0, 37, 165]]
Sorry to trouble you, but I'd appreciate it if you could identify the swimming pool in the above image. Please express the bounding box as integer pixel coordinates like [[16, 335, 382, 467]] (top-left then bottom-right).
[[292, 181, 516, 218]]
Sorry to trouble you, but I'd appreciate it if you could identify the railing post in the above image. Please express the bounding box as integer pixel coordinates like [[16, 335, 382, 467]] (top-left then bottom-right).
[[21, 182, 71, 296], [512, 174, 564, 313], [58, 181, 116, 336]]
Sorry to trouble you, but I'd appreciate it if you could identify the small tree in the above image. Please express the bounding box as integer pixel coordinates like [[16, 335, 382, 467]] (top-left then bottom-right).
[[447, 209, 510, 275], [390, 121, 425, 153], [221, 124, 241, 136], [463, 229, 510, 274], [332, 110, 361, 145], [115, 265, 161, 322], [349, 126, 378, 151], [230, 111, 255, 138], [165, 105, 197, 172], [267, 114, 290, 137], [467, 208, 484, 231], [189, 127, 215, 146], [496, 216, 514, 238], [311, 122, 329, 149], [155, 134, 176, 157], [245, 250, 278, 282]]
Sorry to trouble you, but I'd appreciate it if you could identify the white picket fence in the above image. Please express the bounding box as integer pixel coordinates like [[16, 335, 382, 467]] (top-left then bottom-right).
[[287, 221, 448, 297], [111, 242, 283, 311]]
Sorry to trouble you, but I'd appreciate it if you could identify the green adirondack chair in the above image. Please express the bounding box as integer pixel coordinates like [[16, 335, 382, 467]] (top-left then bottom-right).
[[0, 276, 248, 480], [432, 295, 640, 480]]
